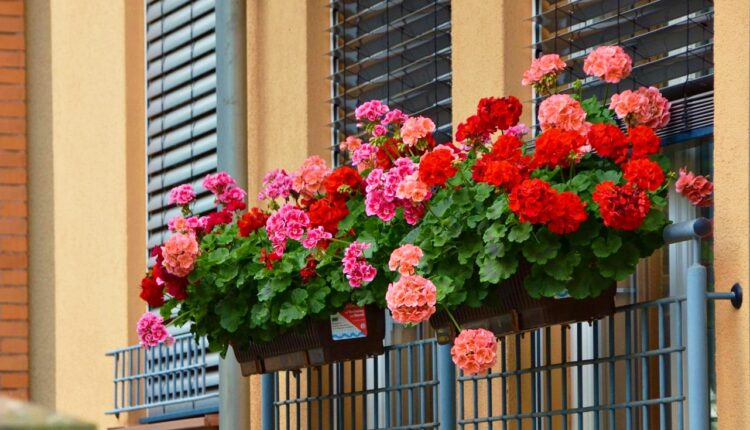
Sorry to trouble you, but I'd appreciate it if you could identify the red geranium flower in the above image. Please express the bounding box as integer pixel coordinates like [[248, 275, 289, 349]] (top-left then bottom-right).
[[508, 178, 557, 224], [238, 207, 268, 237], [150, 247, 189, 300], [204, 209, 234, 233], [477, 96, 523, 132], [376, 138, 402, 169], [533, 128, 583, 168], [592, 181, 651, 231], [587, 123, 629, 164], [324, 166, 363, 197], [139, 275, 164, 307], [481, 160, 523, 191], [628, 125, 660, 159], [300, 257, 318, 284], [490, 134, 524, 161], [259, 247, 281, 269], [456, 114, 491, 143], [547, 191, 588, 234], [622, 158, 665, 191], [308, 195, 350, 234], [419, 148, 457, 187]]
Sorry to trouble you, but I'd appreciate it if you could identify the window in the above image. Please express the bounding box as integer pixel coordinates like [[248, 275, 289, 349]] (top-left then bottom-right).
[[330, 0, 452, 165], [532, 0, 714, 140]]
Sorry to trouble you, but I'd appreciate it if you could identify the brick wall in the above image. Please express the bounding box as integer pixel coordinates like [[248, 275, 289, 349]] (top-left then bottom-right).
[[0, 0, 28, 400]]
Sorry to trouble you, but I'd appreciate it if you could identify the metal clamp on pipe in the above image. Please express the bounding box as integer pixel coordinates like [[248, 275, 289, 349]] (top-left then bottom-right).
[[663, 217, 712, 244], [706, 283, 743, 309]]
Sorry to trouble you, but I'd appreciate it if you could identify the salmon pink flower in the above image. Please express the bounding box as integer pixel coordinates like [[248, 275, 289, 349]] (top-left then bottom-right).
[[161, 232, 200, 278], [355, 100, 390, 122], [610, 87, 670, 129], [137, 312, 173, 348], [537, 94, 591, 136], [340, 136, 362, 152], [583, 45, 632, 83], [451, 328, 498, 374], [168, 184, 196, 206], [293, 155, 331, 197], [388, 244, 424, 276], [385, 275, 437, 324], [396, 172, 431, 203], [401, 116, 436, 146], [675, 168, 713, 207], [522, 54, 566, 88]]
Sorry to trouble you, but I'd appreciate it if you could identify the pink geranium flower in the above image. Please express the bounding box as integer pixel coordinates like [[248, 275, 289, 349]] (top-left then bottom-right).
[[161, 232, 200, 278], [537, 94, 591, 136], [355, 100, 390, 122], [400, 116, 436, 146], [301, 226, 332, 249], [351, 143, 378, 172], [451, 328, 498, 374], [202, 172, 236, 195], [342, 241, 377, 288], [583, 45, 632, 83], [339, 136, 362, 153], [258, 169, 294, 201], [609, 87, 671, 129], [265, 204, 310, 256], [521, 54, 566, 86], [137, 312, 174, 348], [396, 172, 431, 203], [385, 275, 437, 324], [292, 155, 331, 197], [388, 244, 424, 276], [675, 168, 713, 207], [168, 184, 196, 206], [382, 109, 408, 126]]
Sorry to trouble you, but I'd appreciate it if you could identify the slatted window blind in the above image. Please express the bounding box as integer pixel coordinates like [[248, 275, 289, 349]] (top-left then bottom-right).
[[330, 0, 452, 164], [532, 0, 714, 139], [146, 0, 218, 251], [144, 0, 220, 420]]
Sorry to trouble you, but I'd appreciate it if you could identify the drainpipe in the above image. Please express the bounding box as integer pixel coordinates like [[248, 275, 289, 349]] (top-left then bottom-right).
[[215, 0, 249, 428]]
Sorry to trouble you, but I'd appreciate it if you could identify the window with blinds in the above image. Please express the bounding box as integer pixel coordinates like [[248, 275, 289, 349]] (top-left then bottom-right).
[[532, 0, 714, 140], [144, 0, 220, 420], [330, 0, 452, 164], [147, 0, 219, 251]]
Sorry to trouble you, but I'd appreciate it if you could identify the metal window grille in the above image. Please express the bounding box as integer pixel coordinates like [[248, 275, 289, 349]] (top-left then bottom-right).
[[146, 0, 219, 251], [106, 333, 219, 417], [330, 0, 453, 165], [532, 0, 714, 139]]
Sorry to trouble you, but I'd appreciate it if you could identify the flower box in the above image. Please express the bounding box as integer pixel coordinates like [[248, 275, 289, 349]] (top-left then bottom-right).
[[234, 304, 385, 376], [429, 263, 616, 344]]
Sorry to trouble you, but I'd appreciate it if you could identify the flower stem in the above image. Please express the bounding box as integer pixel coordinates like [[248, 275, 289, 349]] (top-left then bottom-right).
[[168, 311, 191, 328], [442, 304, 462, 332]]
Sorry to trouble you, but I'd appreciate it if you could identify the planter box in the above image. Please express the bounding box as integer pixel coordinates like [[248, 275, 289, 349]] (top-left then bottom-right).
[[235, 304, 385, 376], [430, 264, 616, 344]]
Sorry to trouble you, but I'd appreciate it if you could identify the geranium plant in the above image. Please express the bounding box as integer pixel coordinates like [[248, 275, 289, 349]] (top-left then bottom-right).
[[136, 45, 714, 375]]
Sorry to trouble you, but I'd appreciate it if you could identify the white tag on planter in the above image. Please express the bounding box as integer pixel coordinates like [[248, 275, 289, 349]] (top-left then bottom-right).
[[330, 304, 368, 341]]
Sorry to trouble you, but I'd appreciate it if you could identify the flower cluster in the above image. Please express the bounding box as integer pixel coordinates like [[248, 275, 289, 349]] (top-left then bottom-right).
[[537, 94, 590, 136], [388, 244, 424, 276], [472, 135, 530, 191], [265, 204, 310, 255], [583, 45, 632, 83], [365, 157, 428, 224], [168, 184, 196, 206], [385, 274, 437, 324], [522, 54, 566, 93], [450, 328, 497, 374], [293, 155, 331, 198], [342, 241, 377, 288], [675, 168, 713, 207], [137, 312, 174, 348], [610, 86, 671, 129], [161, 232, 200, 278], [258, 169, 294, 201], [509, 179, 588, 234], [592, 181, 651, 231], [456, 96, 522, 143]]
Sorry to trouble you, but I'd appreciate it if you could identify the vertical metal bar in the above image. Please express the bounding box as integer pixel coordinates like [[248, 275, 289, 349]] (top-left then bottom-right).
[[296, 371, 301, 429], [501, 338, 507, 430], [286, 370, 291, 430], [437, 342, 456, 430], [329, 364, 335, 428], [215, 0, 249, 427], [317, 367, 323, 430], [420, 342, 427, 425], [113, 353, 119, 411], [515, 335, 522, 429], [561, 329, 568, 430], [374, 355, 380, 429], [609, 316, 616, 430], [687, 263, 709, 428], [306, 368, 312, 430], [593, 322, 600, 430], [576, 324, 583, 430], [545, 328, 552, 430], [676, 301, 684, 430], [625, 310, 633, 430], [396, 348, 403, 426], [641, 306, 650, 428], [658, 304, 667, 430], [350, 362, 355, 429], [472, 371, 478, 430], [261, 373, 275, 430], [385, 352, 391, 428], [407, 343, 414, 425], [531, 330, 538, 430]]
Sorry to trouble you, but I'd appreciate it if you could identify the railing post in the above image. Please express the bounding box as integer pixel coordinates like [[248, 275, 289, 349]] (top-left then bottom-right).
[[215, 0, 248, 428], [261, 373, 275, 430], [437, 343, 456, 429], [686, 263, 709, 429]]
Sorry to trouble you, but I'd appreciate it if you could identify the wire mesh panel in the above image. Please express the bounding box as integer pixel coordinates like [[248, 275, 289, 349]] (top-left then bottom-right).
[[106, 333, 219, 417], [458, 296, 686, 430], [330, 0, 453, 164], [274, 338, 440, 429]]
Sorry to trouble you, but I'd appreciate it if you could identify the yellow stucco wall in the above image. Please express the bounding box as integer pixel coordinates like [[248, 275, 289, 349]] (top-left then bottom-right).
[[27, 0, 144, 428], [714, 0, 750, 427]]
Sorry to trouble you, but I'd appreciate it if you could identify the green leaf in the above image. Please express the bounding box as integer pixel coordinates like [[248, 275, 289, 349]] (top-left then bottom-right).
[[473, 183, 493, 202], [290, 288, 308, 305], [258, 276, 291, 302], [543, 252, 581, 282], [431, 275, 454, 302], [597, 243, 640, 280], [216, 298, 247, 333], [524, 265, 568, 298], [569, 172, 595, 194], [431, 195, 453, 217], [250, 303, 270, 328], [639, 209, 667, 232], [457, 234, 482, 264], [482, 221, 507, 243], [217, 263, 239, 284], [508, 222, 532, 243], [278, 303, 306, 324], [207, 247, 230, 265], [478, 255, 518, 284], [483, 241, 507, 259], [567, 266, 610, 299], [486, 196, 508, 220], [568, 220, 601, 246], [522, 229, 560, 264], [591, 234, 622, 258]]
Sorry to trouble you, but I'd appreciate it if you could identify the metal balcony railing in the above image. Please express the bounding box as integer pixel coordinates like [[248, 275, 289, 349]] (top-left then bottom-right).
[[106, 333, 219, 420]]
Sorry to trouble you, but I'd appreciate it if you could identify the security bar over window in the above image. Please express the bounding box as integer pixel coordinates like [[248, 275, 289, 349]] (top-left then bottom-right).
[[330, 0, 453, 165]]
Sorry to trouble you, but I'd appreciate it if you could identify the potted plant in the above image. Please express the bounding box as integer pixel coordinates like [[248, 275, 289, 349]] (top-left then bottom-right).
[[133, 44, 714, 376]]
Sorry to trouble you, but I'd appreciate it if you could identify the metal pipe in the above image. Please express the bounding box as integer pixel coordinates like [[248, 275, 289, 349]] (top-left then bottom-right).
[[662, 217, 712, 244], [437, 343, 456, 430], [686, 264, 709, 429], [215, 0, 249, 428], [261, 373, 275, 430]]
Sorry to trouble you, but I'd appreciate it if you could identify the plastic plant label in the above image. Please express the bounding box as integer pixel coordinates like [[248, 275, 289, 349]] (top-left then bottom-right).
[[330, 304, 368, 341]]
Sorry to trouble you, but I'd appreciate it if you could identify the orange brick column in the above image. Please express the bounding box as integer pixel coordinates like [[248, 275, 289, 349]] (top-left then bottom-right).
[[0, 0, 28, 400]]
